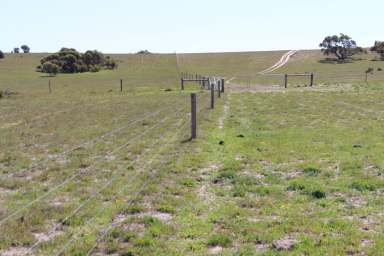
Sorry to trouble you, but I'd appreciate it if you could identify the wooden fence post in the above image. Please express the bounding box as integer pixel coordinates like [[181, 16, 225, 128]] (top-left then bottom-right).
[[181, 79, 184, 90], [284, 74, 288, 88], [49, 80, 52, 94], [211, 84, 215, 109], [218, 80, 221, 98], [120, 79, 123, 92], [221, 79, 225, 93], [310, 73, 314, 87], [191, 93, 197, 139]]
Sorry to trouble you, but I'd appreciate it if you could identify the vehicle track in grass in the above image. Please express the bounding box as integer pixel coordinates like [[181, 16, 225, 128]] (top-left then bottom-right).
[[258, 50, 298, 75]]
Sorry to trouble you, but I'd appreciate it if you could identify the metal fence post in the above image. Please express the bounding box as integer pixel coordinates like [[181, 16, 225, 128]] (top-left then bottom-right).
[[211, 84, 215, 109], [49, 80, 52, 94], [191, 93, 197, 139], [181, 78, 184, 90], [218, 80, 221, 98], [120, 79, 123, 92], [284, 74, 288, 88]]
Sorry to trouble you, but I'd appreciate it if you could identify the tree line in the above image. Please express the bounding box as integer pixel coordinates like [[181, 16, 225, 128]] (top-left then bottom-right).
[[36, 48, 118, 75]]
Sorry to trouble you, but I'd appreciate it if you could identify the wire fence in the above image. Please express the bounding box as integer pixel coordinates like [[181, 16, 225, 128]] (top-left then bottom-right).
[[0, 71, 226, 255]]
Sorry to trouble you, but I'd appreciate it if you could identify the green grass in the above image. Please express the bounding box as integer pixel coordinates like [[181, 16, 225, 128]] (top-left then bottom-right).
[[1, 50, 384, 255]]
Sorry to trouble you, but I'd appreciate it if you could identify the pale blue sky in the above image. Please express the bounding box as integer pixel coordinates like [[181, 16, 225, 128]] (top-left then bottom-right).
[[1, 0, 382, 53]]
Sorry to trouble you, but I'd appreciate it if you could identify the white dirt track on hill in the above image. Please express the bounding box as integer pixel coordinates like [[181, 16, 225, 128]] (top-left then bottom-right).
[[258, 50, 298, 74]]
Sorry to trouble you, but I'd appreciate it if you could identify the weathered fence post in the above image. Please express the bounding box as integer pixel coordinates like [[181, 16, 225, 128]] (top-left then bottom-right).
[[310, 73, 314, 87], [218, 80, 221, 98], [221, 79, 225, 93], [211, 84, 215, 109], [284, 74, 288, 88], [181, 78, 184, 90], [120, 79, 123, 92], [49, 80, 52, 94], [191, 93, 197, 139]]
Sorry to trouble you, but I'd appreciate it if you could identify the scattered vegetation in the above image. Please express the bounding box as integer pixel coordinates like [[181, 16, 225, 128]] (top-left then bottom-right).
[[371, 41, 384, 60], [13, 47, 20, 54], [0, 50, 4, 59], [319, 33, 364, 62], [36, 48, 117, 75]]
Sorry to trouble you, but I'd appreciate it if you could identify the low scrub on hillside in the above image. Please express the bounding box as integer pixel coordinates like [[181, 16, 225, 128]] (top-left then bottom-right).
[[36, 48, 117, 75]]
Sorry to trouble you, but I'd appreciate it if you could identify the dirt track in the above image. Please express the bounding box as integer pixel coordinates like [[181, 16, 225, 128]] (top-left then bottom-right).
[[258, 50, 298, 74]]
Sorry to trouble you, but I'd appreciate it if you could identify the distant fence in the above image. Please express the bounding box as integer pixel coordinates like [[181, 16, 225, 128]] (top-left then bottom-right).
[[180, 72, 225, 139]]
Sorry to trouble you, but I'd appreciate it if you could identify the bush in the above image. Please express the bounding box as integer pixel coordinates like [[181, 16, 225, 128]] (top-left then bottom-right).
[[42, 62, 59, 76], [105, 56, 118, 69], [311, 189, 326, 199], [38, 48, 117, 74], [0, 50, 4, 59], [207, 234, 232, 247], [213, 169, 237, 183]]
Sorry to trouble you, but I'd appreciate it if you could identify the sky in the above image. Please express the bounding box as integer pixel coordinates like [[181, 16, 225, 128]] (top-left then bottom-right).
[[1, 0, 383, 53]]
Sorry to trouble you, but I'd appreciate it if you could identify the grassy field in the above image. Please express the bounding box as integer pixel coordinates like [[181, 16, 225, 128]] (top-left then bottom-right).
[[1, 51, 384, 255]]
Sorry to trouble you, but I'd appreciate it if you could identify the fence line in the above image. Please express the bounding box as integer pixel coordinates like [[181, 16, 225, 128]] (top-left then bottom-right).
[[0, 103, 189, 226], [27, 108, 190, 254], [84, 116, 189, 256]]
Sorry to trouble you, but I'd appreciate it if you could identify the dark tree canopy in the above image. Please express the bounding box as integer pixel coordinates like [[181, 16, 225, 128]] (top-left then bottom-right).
[[37, 48, 117, 74], [0, 50, 4, 59], [13, 48, 20, 54], [319, 34, 363, 61], [371, 41, 384, 59], [137, 50, 152, 55], [21, 45, 30, 53]]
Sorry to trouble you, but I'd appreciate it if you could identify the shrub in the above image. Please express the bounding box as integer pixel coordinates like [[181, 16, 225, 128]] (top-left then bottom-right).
[[105, 56, 118, 69], [213, 169, 237, 183], [0, 50, 4, 59], [303, 167, 321, 176], [311, 189, 327, 199], [38, 48, 117, 74], [287, 180, 306, 191], [13, 48, 20, 54], [42, 62, 59, 76], [89, 65, 101, 72], [207, 234, 232, 247]]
